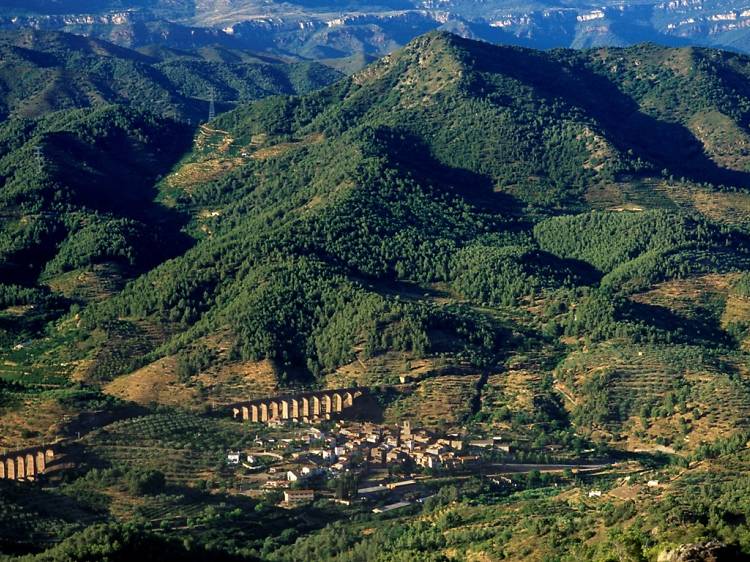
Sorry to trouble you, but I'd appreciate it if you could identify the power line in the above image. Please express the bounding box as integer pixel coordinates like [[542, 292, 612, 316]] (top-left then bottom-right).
[[33, 145, 45, 174], [208, 87, 216, 122]]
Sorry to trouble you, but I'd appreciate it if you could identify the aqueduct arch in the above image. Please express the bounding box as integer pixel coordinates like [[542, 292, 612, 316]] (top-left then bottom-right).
[[0, 445, 56, 482], [231, 387, 366, 424]]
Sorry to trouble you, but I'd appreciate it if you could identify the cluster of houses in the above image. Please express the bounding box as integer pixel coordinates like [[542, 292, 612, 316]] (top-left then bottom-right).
[[354, 420, 485, 470], [226, 420, 513, 506]]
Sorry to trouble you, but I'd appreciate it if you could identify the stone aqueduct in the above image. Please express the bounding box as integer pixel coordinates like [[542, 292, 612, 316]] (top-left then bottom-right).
[[0, 444, 56, 481], [232, 387, 366, 423]]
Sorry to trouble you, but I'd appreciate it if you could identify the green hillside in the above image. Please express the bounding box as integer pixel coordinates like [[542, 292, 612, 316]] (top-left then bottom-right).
[[0, 105, 194, 352], [7, 31, 750, 419], [79, 33, 750, 383], [0, 29, 342, 121]]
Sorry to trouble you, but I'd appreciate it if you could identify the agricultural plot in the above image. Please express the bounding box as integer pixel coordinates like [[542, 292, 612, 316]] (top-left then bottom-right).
[[558, 341, 750, 449], [583, 174, 750, 228], [83, 413, 256, 487], [629, 273, 732, 322], [327, 350, 459, 389], [44, 263, 129, 303], [0, 328, 78, 387], [480, 370, 544, 427], [82, 319, 171, 383], [383, 374, 482, 428], [585, 177, 678, 212], [0, 481, 100, 551]]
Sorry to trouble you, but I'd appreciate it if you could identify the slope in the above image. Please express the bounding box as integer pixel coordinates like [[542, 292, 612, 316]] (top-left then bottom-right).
[[6, 31, 750, 443], [7, 28, 750, 562], [0, 29, 342, 121], [58, 32, 750, 435]]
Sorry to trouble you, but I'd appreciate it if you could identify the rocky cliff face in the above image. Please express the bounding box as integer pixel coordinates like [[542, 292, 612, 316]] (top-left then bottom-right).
[[4, 0, 750, 56]]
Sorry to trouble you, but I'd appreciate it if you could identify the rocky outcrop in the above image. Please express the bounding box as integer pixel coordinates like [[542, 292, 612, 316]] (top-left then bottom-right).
[[658, 541, 749, 562]]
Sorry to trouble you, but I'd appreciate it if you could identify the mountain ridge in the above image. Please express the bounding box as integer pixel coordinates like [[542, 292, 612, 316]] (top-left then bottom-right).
[[0, 28, 342, 120], [70, 30, 750, 387]]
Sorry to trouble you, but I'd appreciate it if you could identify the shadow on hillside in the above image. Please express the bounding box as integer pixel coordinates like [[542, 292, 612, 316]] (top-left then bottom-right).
[[467, 42, 750, 189], [373, 127, 528, 218], [0, 478, 106, 555], [59, 404, 151, 440], [624, 300, 733, 346], [35, 121, 195, 271], [544, 254, 602, 286]]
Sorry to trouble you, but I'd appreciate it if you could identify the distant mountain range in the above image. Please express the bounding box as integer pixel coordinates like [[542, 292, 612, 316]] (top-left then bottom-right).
[[3, 0, 750, 60]]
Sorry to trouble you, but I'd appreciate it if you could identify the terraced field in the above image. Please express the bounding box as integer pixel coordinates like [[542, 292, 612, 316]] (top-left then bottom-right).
[[684, 366, 750, 435], [0, 330, 77, 388], [630, 273, 732, 317], [584, 177, 678, 211], [44, 263, 129, 303], [584, 175, 750, 227], [85, 443, 222, 487], [82, 413, 254, 487], [383, 374, 482, 428], [82, 319, 172, 383], [558, 341, 750, 449], [481, 371, 543, 423], [0, 481, 100, 551], [326, 349, 466, 389]]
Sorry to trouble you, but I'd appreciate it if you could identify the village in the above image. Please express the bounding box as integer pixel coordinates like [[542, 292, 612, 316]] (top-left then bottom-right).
[[225, 419, 518, 513]]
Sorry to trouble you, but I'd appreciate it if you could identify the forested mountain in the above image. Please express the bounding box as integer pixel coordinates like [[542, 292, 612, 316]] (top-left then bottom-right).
[[8, 31, 750, 413], [8, 31, 750, 560], [0, 27, 341, 352], [76, 30, 749, 374], [0, 105, 193, 346], [15, 31, 750, 403], [0, 29, 341, 120]]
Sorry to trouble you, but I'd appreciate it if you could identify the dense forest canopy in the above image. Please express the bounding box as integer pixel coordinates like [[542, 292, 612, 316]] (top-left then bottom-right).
[[7, 31, 750, 376], [0, 29, 342, 121], [68, 33, 750, 377]]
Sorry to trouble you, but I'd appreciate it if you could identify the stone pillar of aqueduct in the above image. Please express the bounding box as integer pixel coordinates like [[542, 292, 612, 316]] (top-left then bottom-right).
[[0, 446, 55, 482], [232, 388, 364, 423]]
